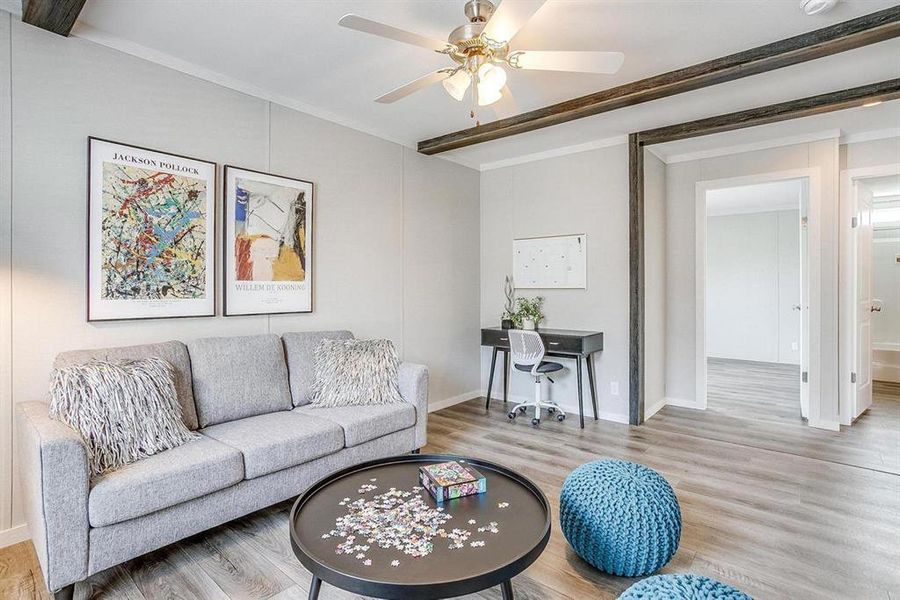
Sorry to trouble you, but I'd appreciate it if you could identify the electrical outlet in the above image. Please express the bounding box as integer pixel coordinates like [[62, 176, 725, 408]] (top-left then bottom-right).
[[791, 341, 799, 351], [610, 381, 619, 396]]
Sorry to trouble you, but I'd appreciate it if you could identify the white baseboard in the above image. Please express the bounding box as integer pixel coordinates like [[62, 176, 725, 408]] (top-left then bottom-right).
[[645, 397, 666, 419], [664, 397, 705, 410], [0, 524, 29, 549], [808, 419, 841, 432], [428, 390, 481, 413], [873, 363, 900, 383]]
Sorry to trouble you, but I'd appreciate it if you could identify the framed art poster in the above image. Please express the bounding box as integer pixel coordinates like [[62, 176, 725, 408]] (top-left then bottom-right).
[[223, 165, 313, 315], [87, 137, 216, 321]]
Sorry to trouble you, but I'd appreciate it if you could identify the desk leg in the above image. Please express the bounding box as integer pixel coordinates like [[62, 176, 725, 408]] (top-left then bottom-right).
[[500, 580, 515, 600], [576, 358, 585, 429], [485, 347, 498, 410], [586, 355, 598, 420], [308, 575, 321, 600], [503, 350, 510, 404]]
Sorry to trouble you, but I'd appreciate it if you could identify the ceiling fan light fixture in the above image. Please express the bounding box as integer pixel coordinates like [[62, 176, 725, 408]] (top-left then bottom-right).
[[442, 70, 471, 101], [800, 0, 838, 15], [477, 63, 507, 91], [477, 82, 503, 106]]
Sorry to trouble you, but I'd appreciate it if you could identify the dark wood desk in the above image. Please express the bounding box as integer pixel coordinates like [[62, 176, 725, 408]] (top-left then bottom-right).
[[481, 327, 604, 429]]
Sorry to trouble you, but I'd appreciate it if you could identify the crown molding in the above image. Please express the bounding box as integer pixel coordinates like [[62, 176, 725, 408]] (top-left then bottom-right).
[[660, 129, 842, 164], [479, 135, 627, 171]]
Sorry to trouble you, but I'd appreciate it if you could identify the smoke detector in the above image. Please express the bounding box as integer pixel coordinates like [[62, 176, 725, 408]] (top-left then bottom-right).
[[801, 0, 838, 15]]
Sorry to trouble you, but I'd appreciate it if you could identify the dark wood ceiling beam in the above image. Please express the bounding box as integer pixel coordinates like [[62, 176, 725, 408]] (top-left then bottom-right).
[[417, 6, 900, 155], [22, 0, 87, 37], [637, 78, 900, 146]]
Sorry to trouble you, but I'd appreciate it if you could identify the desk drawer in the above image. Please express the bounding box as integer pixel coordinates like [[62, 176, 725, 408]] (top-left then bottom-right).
[[542, 335, 582, 354], [482, 329, 511, 347]]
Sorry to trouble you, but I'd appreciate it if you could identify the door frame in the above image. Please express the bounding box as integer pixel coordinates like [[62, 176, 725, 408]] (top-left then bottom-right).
[[839, 163, 900, 425], [693, 169, 822, 424]]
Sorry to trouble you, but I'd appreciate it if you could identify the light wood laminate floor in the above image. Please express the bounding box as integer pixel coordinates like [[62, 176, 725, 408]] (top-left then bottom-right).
[[706, 358, 802, 426], [2, 384, 899, 600]]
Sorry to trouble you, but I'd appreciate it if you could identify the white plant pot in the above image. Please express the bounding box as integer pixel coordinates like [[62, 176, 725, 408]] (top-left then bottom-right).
[[523, 318, 536, 330]]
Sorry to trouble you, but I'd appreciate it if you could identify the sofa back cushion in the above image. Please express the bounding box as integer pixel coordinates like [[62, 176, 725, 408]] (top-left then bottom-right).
[[54, 340, 199, 430], [282, 330, 353, 406], [187, 334, 292, 427]]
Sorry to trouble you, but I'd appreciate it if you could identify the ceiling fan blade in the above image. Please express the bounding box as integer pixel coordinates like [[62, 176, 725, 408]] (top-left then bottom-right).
[[375, 71, 452, 104], [339, 14, 450, 52], [511, 51, 625, 74], [482, 0, 546, 43]]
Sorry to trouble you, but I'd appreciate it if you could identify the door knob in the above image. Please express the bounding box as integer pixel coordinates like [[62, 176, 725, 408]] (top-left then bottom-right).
[[792, 305, 802, 311], [871, 299, 884, 313]]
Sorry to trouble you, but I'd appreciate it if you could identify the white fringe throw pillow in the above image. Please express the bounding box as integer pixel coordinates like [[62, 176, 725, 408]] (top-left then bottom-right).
[[49, 357, 199, 476], [309, 339, 404, 407]]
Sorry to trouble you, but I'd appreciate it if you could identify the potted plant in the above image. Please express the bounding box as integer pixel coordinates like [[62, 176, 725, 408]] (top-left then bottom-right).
[[501, 276, 515, 329], [514, 296, 545, 330]]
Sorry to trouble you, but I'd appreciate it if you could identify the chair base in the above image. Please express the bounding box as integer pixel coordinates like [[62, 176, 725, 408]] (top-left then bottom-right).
[[509, 399, 567, 424]]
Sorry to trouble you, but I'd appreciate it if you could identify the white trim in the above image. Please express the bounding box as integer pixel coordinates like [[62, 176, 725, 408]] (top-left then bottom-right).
[[662, 130, 841, 165], [0, 524, 28, 549], [428, 390, 481, 413], [663, 396, 705, 410], [807, 419, 841, 432], [644, 397, 666, 419], [68, 23, 419, 153], [695, 168, 822, 423], [841, 128, 900, 145], [873, 362, 900, 383], [479, 136, 626, 171], [839, 163, 900, 425]]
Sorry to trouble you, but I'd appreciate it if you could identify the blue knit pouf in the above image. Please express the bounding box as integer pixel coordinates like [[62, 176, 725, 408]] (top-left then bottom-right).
[[559, 459, 681, 577], [618, 574, 752, 599]]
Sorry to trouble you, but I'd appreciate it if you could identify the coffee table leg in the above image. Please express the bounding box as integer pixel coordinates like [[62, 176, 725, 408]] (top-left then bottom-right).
[[500, 579, 514, 600], [308, 575, 321, 600]]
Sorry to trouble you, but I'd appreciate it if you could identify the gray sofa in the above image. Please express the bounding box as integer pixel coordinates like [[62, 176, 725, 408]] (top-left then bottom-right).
[[15, 331, 428, 598]]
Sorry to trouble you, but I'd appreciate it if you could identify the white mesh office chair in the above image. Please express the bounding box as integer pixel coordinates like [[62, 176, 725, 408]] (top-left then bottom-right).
[[506, 330, 566, 426]]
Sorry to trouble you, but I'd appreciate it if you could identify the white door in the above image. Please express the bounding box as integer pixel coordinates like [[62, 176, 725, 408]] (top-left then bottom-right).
[[855, 181, 875, 418], [799, 183, 810, 419]]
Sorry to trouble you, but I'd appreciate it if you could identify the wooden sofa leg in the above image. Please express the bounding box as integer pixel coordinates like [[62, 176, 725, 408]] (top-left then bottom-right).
[[53, 584, 75, 600]]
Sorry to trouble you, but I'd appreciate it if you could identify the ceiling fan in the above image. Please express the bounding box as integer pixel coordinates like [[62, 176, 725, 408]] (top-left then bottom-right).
[[338, 0, 624, 120]]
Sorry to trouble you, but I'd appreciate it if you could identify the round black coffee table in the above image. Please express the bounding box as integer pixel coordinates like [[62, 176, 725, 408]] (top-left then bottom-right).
[[289, 454, 551, 600]]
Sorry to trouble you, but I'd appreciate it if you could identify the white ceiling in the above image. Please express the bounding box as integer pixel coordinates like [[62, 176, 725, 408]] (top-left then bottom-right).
[[706, 179, 803, 216], [5, 0, 899, 169]]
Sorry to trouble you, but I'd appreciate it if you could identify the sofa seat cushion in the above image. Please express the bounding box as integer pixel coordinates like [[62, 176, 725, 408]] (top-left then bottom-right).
[[294, 403, 416, 447], [89, 435, 243, 527], [201, 411, 344, 479]]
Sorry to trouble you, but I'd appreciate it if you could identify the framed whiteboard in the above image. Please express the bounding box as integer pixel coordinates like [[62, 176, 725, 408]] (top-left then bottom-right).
[[513, 234, 587, 289]]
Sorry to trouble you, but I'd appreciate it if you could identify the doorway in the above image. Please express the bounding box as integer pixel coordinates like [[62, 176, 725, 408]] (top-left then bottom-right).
[[840, 167, 900, 425], [694, 169, 821, 428]]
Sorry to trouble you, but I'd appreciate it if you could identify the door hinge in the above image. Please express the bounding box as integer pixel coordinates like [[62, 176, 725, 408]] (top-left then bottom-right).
[[852, 216, 859, 228], [851, 371, 857, 384], [801, 371, 809, 383]]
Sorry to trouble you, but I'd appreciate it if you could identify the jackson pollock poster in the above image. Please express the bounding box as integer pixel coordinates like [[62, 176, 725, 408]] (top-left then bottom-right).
[[88, 138, 216, 321], [223, 166, 313, 315]]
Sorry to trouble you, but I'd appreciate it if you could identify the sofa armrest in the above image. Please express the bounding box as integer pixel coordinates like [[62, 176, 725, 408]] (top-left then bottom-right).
[[398, 362, 428, 449], [15, 402, 90, 592]]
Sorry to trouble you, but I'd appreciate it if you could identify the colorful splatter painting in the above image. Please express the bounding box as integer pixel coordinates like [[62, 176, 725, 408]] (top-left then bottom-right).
[[101, 163, 208, 299], [233, 177, 307, 282]]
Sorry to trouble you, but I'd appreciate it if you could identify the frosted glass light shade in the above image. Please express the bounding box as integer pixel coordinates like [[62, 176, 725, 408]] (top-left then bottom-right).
[[442, 70, 471, 101]]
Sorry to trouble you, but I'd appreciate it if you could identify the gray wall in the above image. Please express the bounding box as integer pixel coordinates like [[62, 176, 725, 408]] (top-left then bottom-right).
[[480, 145, 631, 421], [0, 15, 480, 537], [706, 209, 801, 364], [644, 150, 667, 415]]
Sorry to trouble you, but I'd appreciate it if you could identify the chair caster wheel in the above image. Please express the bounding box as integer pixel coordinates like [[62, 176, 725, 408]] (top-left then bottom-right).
[[508, 411, 517, 420], [531, 418, 540, 427], [547, 407, 556, 415], [518, 406, 527, 414], [557, 413, 566, 422]]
